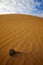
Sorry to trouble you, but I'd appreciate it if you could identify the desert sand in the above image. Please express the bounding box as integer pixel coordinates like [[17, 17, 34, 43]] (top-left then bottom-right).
[[0, 14, 43, 65]]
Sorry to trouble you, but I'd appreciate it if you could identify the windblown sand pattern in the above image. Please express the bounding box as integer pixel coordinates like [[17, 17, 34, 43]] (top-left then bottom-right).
[[0, 14, 43, 65]]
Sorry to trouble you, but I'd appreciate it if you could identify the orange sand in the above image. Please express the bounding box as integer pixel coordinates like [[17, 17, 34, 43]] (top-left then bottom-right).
[[0, 14, 43, 65]]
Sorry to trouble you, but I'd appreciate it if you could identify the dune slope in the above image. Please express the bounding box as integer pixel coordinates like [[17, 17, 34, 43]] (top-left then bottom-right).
[[0, 14, 43, 65]]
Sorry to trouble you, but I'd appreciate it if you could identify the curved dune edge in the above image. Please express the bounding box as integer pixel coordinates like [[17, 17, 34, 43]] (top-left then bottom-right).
[[0, 14, 43, 65]]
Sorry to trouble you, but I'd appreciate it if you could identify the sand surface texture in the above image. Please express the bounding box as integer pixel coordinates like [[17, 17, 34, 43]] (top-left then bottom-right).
[[0, 14, 43, 65]]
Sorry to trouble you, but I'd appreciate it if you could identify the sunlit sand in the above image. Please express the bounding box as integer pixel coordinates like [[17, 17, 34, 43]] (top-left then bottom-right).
[[0, 14, 43, 65]]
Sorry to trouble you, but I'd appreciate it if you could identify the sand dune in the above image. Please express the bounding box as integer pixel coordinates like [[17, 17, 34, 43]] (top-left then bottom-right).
[[0, 14, 43, 65]]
